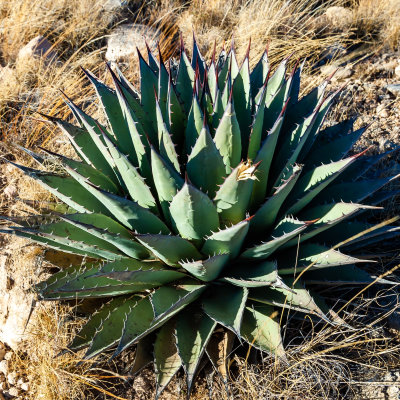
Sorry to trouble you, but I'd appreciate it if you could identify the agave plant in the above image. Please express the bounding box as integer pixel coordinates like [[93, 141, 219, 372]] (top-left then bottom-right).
[[1, 34, 399, 398]]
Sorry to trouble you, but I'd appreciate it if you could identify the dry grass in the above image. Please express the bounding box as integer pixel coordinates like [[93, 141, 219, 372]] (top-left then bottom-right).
[[1, 0, 400, 398]]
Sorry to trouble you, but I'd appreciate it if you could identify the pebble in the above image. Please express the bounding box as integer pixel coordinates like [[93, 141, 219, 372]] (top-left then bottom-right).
[[376, 104, 389, 117], [3, 354, 12, 362], [386, 84, 400, 97], [324, 6, 353, 27], [7, 372, 18, 386], [20, 382, 29, 392], [3, 387, 19, 398], [0, 361, 8, 376], [17, 35, 58, 65]]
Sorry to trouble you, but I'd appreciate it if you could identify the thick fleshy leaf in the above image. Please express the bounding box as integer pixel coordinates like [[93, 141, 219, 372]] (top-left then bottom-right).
[[179, 253, 229, 282], [130, 332, 156, 376], [308, 175, 400, 208], [213, 94, 242, 174], [5, 160, 111, 216], [139, 49, 158, 127], [82, 68, 139, 167], [250, 165, 302, 233], [250, 47, 269, 101], [250, 106, 286, 209], [151, 147, 184, 228], [276, 243, 367, 275], [57, 213, 152, 260], [214, 163, 255, 226], [301, 264, 396, 285], [176, 305, 217, 395], [241, 301, 285, 356], [155, 97, 180, 173], [187, 119, 226, 199], [113, 283, 206, 358], [158, 49, 169, 120], [233, 43, 252, 153], [65, 165, 170, 235], [68, 295, 131, 351], [249, 278, 331, 323], [176, 39, 195, 115], [82, 295, 140, 360], [102, 133, 158, 214], [281, 155, 361, 217], [169, 178, 220, 248], [135, 234, 203, 266], [202, 284, 248, 338], [185, 93, 204, 158], [154, 318, 182, 400], [201, 218, 251, 260]]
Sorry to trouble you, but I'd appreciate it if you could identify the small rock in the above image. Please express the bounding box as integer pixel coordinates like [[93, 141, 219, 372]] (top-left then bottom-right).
[[17, 36, 58, 64], [375, 60, 398, 72], [324, 6, 353, 27], [20, 382, 29, 392], [3, 387, 19, 398], [320, 43, 346, 61], [134, 375, 152, 393], [0, 361, 8, 376], [395, 64, 400, 78], [377, 104, 389, 118], [3, 353, 12, 362], [105, 23, 160, 62], [103, 0, 127, 11], [3, 186, 16, 199], [7, 372, 18, 386], [386, 84, 400, 97]]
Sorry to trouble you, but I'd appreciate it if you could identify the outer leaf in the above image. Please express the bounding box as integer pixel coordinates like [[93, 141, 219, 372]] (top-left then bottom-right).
[[241, 301, 285, 356], [154, 318, 182, 400], [68, 295, 130, 351], [102, 133, 158, 214], [176, 305, 217, 396], [249, 278, 331, 323], [276, 243, 367, 275], [58, 213, 152, 260], [250, 47, 269, 101], [113, 283, 207, 357], [65, 165, 170, 235], [130, 332, 156, 376], [202, 285, 248, 338], [135, 234, 203, 267], [281, 155, 361, 217], [82, 295, 140, 360], [169, 178, 220, 248]]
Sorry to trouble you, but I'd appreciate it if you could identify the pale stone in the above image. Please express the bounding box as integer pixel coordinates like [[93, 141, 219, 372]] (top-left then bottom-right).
[[7, 372, 18, 386], [0, 361, 8, 376], [386, 84, 400, 97], [395, 64, 400, 78], [324, 6, 353, 27], [17, 36, 58, 64], [105, 23, 160, 62], [20, 382, 29, 392], [3, 354, 11, 362], [377, 104, 389, 118], [4, 387, 19, 398]]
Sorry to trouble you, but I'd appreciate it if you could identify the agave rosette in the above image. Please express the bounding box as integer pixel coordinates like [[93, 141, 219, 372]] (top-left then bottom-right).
[[2, 34, 399, 398]]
